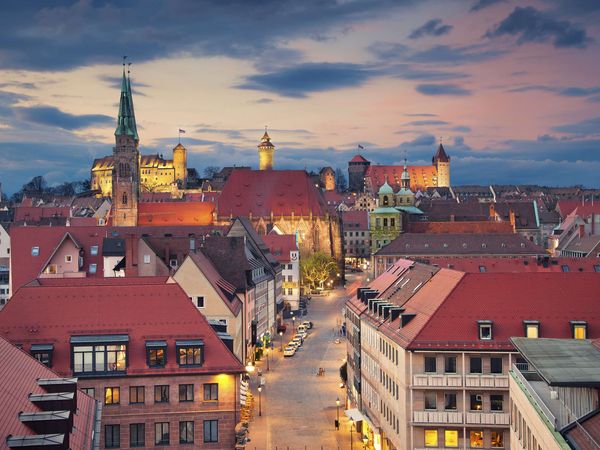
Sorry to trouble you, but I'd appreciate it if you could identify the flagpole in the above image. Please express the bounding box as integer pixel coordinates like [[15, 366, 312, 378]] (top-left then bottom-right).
[[178, 129, 181, 144]]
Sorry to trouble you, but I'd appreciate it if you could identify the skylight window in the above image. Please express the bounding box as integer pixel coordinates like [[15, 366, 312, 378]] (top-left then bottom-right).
[[478, 320, 493, 340]]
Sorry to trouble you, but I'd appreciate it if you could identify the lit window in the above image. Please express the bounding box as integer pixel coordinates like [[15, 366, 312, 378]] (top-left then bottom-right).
[[31, 246, 39, 256], [177, 340, 204, 366], [71, 335, 128, 375], [65, 255, 72, 263], [146, 341, 167, 367], [478, 320, 493, 340], [470, 394, 483, 411], [424, 430, 438, 447], [524, 321, 539, 338], [89, 263, 97, 274], [445, 430, 458, 447], [491, 431, 503, 448], [105, 386, 120, 405], [470, 431, 484, 448], [571, 321, 587, 339], [91, 245, 98, 255]]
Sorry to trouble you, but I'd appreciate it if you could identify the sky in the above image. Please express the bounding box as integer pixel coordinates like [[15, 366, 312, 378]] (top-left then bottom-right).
[[1, 0, 600, 194]]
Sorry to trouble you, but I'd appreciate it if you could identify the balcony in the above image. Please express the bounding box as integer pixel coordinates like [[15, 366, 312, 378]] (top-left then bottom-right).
[[465, 412, 510, 425], [465, 374, 509, 388], [413, 374, 463, 387], [413, 410, 463, 424]]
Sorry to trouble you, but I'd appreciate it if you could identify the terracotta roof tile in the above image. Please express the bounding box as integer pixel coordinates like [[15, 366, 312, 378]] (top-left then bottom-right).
[[261, 234, 298, 263]]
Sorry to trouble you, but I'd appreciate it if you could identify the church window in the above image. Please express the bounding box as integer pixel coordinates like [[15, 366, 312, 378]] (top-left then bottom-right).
[[383, 218, 388, 227], [122, 193, 128, 205]]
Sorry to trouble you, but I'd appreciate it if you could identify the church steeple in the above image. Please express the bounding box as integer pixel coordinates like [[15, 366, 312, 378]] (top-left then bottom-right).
[[115, 65, 139, 142]]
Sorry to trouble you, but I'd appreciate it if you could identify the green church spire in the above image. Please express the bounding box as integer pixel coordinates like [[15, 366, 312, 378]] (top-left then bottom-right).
[[115, 63, 139, 141]]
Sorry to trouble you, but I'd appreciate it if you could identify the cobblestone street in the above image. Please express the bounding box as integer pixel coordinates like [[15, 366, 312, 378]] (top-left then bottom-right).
[[246, 282, 357, 450]]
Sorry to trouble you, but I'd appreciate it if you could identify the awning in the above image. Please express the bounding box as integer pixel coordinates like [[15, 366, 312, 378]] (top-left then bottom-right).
[[70, 335, 129, 344], [145, 340, 167, 348], [345, 408, 365, 422], [30, 344, 54, 352], [175, 340, 204, 347]]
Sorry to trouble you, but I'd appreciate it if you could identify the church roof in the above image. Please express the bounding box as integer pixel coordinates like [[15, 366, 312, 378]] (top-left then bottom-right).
[[114, 68, 139, 140], [378, 179, 394, 195], [433, 143, 450, 163]]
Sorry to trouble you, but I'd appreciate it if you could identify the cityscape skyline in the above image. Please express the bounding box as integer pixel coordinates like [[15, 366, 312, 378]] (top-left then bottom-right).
[[1, 0, 600, 193]]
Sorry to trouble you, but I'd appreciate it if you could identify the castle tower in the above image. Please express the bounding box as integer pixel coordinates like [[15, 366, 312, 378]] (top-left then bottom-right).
[[258, 128, 275, 170], [348, 153, 370, 192], [112, 65, 140, 226], [433, 142, 450, 187], [173, 143, 187, 188]]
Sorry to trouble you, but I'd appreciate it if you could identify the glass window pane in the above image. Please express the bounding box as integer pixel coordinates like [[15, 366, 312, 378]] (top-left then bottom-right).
[[445, 356, 456, 373], [491, 394, 503, 411], [445, 430, 458, 447], [470, 357, 482, 374], [470, 394, 482, 411], [470, 431, 484, 448], [491, 431, 503, 448], [424, 430, 438, 447], [425, 392, 437, 410], [526, 324, 539, 338], [424, 356, 436, 373], [490, 357, 503, 374], [445, 393, 457, 410]]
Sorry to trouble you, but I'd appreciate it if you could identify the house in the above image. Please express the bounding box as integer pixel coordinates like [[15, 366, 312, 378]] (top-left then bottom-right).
[[342, 210, 370, 264], [262, 233, 300, 310], [0, 277, 245, 449]]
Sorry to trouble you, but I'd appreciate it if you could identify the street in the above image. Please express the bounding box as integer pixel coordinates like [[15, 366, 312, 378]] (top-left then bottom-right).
[[246, 283, 356, 450]]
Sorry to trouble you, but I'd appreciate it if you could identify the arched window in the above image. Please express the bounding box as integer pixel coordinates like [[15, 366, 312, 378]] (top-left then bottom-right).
[[383, 195, 389, 206], [122, 192, 128, 205]]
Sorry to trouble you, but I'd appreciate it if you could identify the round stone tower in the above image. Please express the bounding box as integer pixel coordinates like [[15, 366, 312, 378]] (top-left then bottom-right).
[[258, 129, 275, 170], [173, 143, 187, 188]]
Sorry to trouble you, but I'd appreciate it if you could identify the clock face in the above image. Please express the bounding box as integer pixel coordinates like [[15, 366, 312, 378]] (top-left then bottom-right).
[[290, 251, 299, 261]]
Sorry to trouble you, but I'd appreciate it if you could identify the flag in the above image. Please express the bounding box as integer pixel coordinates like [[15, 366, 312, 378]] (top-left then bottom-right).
[[179, 129, 186, 134], [358, 144, 364, 149]]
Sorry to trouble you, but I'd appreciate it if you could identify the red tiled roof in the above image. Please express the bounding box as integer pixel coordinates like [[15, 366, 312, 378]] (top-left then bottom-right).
[[137, 201, 215, 226], [13, 205, 70, 223], [0, 278, 244, 375], [350, 154, 369, 163], [217, 169, 328, 217], [407, 220, 514, 234], [557, 200, 600, 219], [409, 273, 600, 350], [417, 256, 600, 273], [261, 234, 298, 263], [0, 335, 97, 450], [342, 210, 369, 229], [10, 226, 106, 293], [366, 164, 438, 192]]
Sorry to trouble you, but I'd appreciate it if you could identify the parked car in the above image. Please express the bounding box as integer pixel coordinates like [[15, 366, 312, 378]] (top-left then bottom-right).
[[297, 324, 308, 334], [288, 340, 299, 349], [292, 336, 303, 347], [302, 320, 313, 329], [283, 346, 296, 357], [297, 330, 308, 339]]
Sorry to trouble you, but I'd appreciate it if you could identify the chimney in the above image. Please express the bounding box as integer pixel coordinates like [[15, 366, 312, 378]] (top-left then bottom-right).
[[125, 235, 137, 277]]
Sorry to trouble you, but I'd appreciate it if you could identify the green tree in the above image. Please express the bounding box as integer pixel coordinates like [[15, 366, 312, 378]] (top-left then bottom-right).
[[301, 252, 338, 291]]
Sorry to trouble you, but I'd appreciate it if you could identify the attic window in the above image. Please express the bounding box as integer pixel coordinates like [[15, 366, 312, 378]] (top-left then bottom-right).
[[30, 344, 54, 367], [424, 243, 429, 248], [481, 243, 487, 248], [524, 321, 539, 338], [478, 320, 493, 340], [571, 321, 587, 339], [501, 243, 506, 247], [31, 246, 40, 256], [561, 265, 570, 272], [91, 245, 99, 255], [521, 243, 525, 248], [478, 266, 486, 273], [443, 243, 448, 248]]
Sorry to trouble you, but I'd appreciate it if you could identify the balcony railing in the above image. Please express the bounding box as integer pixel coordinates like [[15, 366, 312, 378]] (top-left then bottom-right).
[[413, 374, 463, 387], [465, 412, 510, 425], [413, 410, 463, 424], [465, 374, 509, 388]]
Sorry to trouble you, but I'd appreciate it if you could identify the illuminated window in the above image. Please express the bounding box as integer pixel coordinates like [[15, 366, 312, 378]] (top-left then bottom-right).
[[571, 321, 587, 339], [470, 394, 483, 411], [177, 340, 204, 366], [445, 430, 459, 447], [470, 431, 484, 448], [71, 335, 128, 375], [104, 387, 120, 405], [143, 254, 151, 264], [524, 321, 539, 338], [424, 430, 438, 447], [491, 431, 503, 448], [146, 341, 167, 367]]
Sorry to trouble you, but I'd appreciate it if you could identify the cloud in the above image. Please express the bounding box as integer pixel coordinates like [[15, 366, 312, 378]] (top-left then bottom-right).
[[408, 19, 453, 39], [405, 113, 437, 117], [469, 0, 506, 12], [235, 62, 377, 98], [404, 134, 436, 146], [551, 117, 600, 135], [485, 6, 591, 48], [195, 127, 245, 139], [405, 120, 450, 126], [253, 98, 274, 104], [507, 84, 600, 99], [416, 83, 471, 96], [451, 125, 472, 132], [13, 106, 113, 130]]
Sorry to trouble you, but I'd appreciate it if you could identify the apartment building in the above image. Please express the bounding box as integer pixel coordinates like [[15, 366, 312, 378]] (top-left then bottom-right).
[[345, 259, 600, 450]]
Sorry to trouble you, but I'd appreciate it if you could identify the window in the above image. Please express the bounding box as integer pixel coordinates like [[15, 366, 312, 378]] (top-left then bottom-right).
[[594, 265, 600, 273], [470, 394, 483, 411], [491, 394, 503, 411], [143, 254, 151, 264], [571, 321, 587, 339], [424, 356, 437, 373], [424, 392, 437, 410], [470, 357, 482, 374], [129, 386, 144, 404], [179, 384, 194, 402], [155, 422, 169, 446], [130, 424, 145, 447], [445, 393, 457, 410], [445, 430, 458, 447], [71, 335, 128, 375], [203, 420, 218, 443], [146, 341, 167, 367], [105, 424, 120, 448], [478, 265, 486, 273], [30, 344, 53, 367], [177, 341, 203, 366], [491, 357, 503, 374], [561, 264, 570, 272], [122, 192, 128, 206], [287, 275, 293, 282], [179, 421, 194, 444], [470, 431, 484, 448], [524, 320, 539, 338], [424, 430, 438, 447], [32, 246, 39, 256], [445, 356, 457, 373], [65, 255, 72, 263], [154, 385, 169, 403], [82, 387, 95, 397], [89, 263, 97, 274], [91, 245, 99, 255], [478, 320, 493, 340], [105, 387, 120, 405], [287, 288, 293, 295], [170, 259, 178, 268], [195, 296, 205, 308], [491, 431, 503, 448], [204, 383, 218, 401]]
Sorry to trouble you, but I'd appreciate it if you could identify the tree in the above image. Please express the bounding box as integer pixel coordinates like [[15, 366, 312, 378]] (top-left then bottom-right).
[[335, 168, 347, 192], [301, 252, 338, 291], [23, 175, 47, 195], [203, 166, 221, 179]]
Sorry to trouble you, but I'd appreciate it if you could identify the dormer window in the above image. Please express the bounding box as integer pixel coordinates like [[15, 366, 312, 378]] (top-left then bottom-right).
[[146, 341, 167, 367], [31, 246, 40, 256], [30, 344, 53, 367], [571, 321, 587, 339], [176, 340, 204, 367], [478, 320, 493, 340], [524, 321, 539, 338], [91, 245, 99, 255]]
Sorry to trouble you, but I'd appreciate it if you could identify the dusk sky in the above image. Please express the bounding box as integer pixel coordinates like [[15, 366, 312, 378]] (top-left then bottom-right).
[[1, 0, 600, 193]]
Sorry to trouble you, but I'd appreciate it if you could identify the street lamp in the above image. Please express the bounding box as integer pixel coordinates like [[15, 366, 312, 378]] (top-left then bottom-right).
[[292, 316, 296, 333], [266, 347, 270, 371], [257, 385, 262, 416], [245, 361, 255, 374], [336, 398, 340, 430], [349, 419, 354, 450], [278, 331, 283, 351]]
